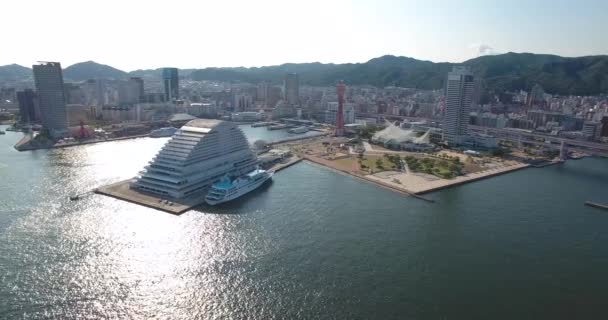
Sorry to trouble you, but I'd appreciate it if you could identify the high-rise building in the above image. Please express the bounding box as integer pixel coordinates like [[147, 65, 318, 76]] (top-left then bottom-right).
[[162, 68, 179, 102], [85, 79, 107, 106], [444, 66, 474, 145], [130, 77, 144, 103], [528, 84, 545, 107], [233, 94, 253, 111], [266, 86, 282, 108], [33, 62, 68, 135], [118, 77, 144, 106], [17, 89, 37, 123], [64, 83, 86, 105], [283, 73, 299, 105], [84, 79, 107, 118], [334, 81, 346, 136], [257, 82, 268, 102]]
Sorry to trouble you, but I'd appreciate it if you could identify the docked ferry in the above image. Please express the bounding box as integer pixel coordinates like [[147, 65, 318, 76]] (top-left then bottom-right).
[[205, 169, 273, 205]]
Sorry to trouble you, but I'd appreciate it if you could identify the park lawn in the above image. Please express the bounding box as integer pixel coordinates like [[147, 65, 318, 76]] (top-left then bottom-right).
[[359, 156, 397, 172], [405, 155, 463, 179], [333, 157, 355, 170]]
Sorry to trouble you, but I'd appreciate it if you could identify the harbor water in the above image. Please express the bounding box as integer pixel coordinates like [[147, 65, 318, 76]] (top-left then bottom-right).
[[1, 125, 608, 319]]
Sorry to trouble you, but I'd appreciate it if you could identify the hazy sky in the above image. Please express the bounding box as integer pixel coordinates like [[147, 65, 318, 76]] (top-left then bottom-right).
[[2, 0, 607, 70]]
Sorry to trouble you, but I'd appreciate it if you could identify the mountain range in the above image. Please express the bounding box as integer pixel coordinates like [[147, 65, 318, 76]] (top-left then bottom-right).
[[1, 53, 607, 96]]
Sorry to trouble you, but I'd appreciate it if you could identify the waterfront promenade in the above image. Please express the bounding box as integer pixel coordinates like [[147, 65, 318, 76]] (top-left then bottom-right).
[[366, 162, 529, 194], [270, 134, 531, 199], [302, 153, 529, 197]]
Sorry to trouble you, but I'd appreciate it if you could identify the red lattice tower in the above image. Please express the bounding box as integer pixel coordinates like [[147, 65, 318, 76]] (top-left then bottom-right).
[[335, 81, 346, 136]]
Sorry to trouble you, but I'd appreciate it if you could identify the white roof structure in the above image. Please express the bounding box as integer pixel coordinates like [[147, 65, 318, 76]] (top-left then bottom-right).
[[372, 121, 430, 144]]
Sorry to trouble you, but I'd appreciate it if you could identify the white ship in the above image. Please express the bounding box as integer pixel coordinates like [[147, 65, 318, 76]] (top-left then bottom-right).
[[205, 169, 273, 205], [150, 127, 177, 138]]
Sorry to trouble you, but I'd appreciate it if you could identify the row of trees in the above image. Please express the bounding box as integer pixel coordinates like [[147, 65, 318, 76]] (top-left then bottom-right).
[[404, 155, 463, 179]]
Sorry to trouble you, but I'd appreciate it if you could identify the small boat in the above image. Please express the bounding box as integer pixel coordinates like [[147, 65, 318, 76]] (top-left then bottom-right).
[[205, 169, 273, 205], [585, 201, 608, 211], [288, 126, 309, 134], [0, 130, 5, 135], [150, 127, 177, 138]]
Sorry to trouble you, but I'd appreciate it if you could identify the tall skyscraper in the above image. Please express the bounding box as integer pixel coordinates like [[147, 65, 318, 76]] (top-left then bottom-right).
[[444, 66, 474, 145], [233, 94, 253, 111], [284, 73, 299, 105], [162, 68, 179, 102], [129, 77, 144, 103], [33, 62, 68, 135], [118, 77, 145, 106], [257, 82, 268, 103], [17, 89, 37, 123], [334, 81, 346, 136]]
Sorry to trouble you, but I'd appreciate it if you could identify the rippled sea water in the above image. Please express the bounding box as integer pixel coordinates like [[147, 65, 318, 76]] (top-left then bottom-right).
[[1, 125, 608, 319]]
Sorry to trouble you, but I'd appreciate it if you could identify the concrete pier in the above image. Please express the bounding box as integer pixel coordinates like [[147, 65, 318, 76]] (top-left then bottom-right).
[[95, 157, 304, 214], [95, 179, 207, 215], [270, 157, 302, 173]]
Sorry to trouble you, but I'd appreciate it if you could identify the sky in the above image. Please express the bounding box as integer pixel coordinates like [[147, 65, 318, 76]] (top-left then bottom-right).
[[2, 0, 607, 71]]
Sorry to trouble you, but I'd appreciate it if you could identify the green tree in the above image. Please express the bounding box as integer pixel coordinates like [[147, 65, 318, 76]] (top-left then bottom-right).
[[375, 158, 384, 170]]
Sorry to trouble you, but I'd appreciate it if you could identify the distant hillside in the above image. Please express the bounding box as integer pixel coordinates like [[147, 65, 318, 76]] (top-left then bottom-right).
[[188, 53, 608, 95], [188, 57, 452, 88], [63, 61, 128, 81], [128, 68, 196, 81], [465, 53, 608, 95], [0, 64, 32, 82], [2, 53, 608, 95]]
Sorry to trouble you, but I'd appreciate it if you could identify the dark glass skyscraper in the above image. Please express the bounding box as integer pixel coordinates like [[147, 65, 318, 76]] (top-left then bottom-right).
[[33, 62, 68, 135], [162, 68, 179, 102]]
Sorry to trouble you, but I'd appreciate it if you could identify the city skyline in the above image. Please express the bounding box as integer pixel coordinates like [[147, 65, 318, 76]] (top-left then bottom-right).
[[2, 0, 608, 70]]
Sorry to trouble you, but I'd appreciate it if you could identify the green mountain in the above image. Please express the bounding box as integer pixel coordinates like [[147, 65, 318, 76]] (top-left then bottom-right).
[[63, 61, 128, 81], [466, 53, 608, 95], [188, 53, 608, 95], [0, 64, 32, 82], [1, 53, 607, 95]]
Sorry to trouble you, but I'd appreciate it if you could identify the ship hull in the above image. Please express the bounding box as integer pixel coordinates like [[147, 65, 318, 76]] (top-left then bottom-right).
[[205, 171, 273, 205]]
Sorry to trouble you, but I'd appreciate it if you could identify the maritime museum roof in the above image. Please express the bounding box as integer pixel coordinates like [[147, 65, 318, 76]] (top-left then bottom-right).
[[131, 119, 258, 198]]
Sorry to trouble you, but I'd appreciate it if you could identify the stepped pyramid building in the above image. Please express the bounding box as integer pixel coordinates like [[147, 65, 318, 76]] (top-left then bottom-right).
[[132, 119, 258, 198]]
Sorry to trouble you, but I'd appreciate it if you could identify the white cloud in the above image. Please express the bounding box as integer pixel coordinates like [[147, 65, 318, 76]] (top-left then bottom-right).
[[469, 43, 500, 58]]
